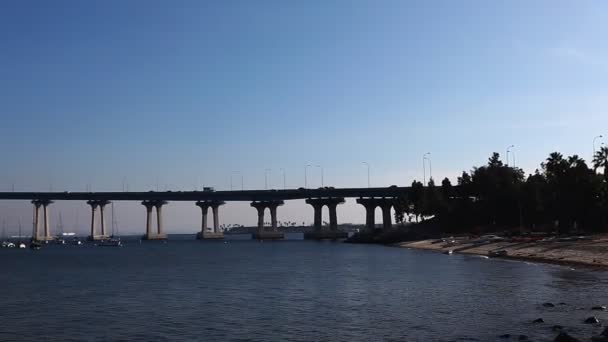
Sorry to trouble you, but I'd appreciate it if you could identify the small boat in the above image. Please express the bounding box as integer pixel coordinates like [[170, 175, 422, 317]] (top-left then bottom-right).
[[488, 250, 508, 258], [6, 242, 15, 248], [443, 250, 454, 255], [30, 241, 42, 250], [18, 242, 26, 249], [98, 238, 122, 247], [97, 203, 122, 247]]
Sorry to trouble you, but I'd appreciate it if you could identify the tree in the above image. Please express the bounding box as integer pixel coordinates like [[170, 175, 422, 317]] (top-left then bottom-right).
[[593, 146, 608, 181]]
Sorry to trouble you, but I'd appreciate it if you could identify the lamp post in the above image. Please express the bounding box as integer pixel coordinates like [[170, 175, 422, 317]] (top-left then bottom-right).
[[507, 145, 515, 166], [594, 135, 604, 158], [315, 165, 324, 188], [279, 168, 286, 190], [423, 152, 431, 185], [362, 162, 370, 188], [305, 164, 311, 188], [264, 169, 271, 190]]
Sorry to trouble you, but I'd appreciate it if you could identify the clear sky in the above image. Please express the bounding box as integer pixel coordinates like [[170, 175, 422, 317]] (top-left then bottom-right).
[[1, 0, 607, 234]]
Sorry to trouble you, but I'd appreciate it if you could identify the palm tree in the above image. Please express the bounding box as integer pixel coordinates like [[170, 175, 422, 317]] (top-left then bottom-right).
[[593, 146, 608, 180]]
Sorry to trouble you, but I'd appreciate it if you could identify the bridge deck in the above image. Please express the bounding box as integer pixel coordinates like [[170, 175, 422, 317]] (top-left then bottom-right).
[[0, 187, 409, 202]]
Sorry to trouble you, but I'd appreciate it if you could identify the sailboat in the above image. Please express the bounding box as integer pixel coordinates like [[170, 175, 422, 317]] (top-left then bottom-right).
[[18, 219, 26, 249], [1, 220, 15, 248], [55, 212, 66, 244], [99, 203, 122, 247]]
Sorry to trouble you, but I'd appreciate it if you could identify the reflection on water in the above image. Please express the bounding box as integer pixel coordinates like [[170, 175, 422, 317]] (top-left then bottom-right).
[[1, 240, 607, 341]]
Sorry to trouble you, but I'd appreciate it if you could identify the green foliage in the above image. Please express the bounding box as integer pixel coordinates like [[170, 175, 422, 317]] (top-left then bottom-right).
[[394, 151, 608, 234]]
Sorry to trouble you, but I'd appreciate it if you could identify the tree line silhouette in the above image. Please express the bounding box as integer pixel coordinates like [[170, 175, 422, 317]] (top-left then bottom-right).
[[395, 147, 608, 235]]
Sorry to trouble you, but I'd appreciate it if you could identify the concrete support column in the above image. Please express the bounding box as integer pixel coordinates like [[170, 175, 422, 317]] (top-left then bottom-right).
[[380, 204, 392, 230], [254, 206, 265, 232], [328, 203, 338, 231], [87, 200, 99, 238], [142, 201, 155, 238], [269, 205, 278, 231], [196, 202, 209, 234], [357, 198, 380, 231], [212, 205, 220, 233], [42, 201, 52, 240], [155, 203, 164, 236], [312, 204, 323, 231], [99, 201, 109, 237], [31, 200, 41, 241], [365, 204, 376, 230]]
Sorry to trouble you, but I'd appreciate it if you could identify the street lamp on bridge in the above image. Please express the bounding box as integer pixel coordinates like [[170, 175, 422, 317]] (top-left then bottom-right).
[[594, 135, 604, 158], [315, 165, 324, 188], [304, 164, 312, 188], [506, 145, 515, 167], [423, 152, 431, 185]]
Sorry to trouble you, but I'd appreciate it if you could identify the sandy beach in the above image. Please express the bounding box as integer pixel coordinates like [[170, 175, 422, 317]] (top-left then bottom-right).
[[397, 235, 608, 269]]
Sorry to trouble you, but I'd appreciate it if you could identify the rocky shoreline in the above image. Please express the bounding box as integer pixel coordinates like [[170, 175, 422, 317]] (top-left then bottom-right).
[[395, 235, 608, 270]]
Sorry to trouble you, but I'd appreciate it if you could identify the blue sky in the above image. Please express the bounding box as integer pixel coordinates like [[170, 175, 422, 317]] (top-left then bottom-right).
[[1, 1, 607, 234]]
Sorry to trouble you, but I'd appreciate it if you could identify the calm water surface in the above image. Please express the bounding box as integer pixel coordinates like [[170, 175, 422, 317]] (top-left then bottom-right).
[[1, 238, 608, 341]]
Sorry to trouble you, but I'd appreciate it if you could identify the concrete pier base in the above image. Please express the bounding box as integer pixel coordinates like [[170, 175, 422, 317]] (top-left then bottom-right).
[[142, 233, 167, 240], [196, 231, 224, 239], [254, 231, 284, 240], [304, 231, 348, 240]]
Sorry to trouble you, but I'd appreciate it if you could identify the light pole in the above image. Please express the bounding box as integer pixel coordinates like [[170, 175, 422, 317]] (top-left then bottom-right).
[[279, 168, 286, 190], [362, 162, 370, 188], [423, 152, 430, 185], [305, 164, 311, 188], [315, 165, 324, 187], [594, 135, 604, 158], [264, 169, 271, 190], [506, 145, 514, 167]]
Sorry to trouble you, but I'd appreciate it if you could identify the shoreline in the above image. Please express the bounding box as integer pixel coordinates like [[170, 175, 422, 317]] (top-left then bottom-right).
[[394, 236, 608, 270]]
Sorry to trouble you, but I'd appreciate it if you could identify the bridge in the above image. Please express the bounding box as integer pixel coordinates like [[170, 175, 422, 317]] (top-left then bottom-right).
[[0, 187, 409, 241]]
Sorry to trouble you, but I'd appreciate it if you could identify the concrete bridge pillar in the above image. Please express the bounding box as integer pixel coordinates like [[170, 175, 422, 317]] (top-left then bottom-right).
[[142, 201, 155, 238], [41, 200, 53, 241], [196, 201, 225, 239], [32, 200, 48, 241], [269, 204, 278, 231], [250, 202, 267, 233], [357, 198, 378, 231], [312, 203, 323, 231], [99, 200, 110, 237], [87, 200, 99, 239], [256, 206, 265, 232], [142, 200, 166, 240], [212, 204, 220, 233], [304, 197, 346, 239], [155, 201, 167, 237], [31, 200, 42, 241], [328, 202, 338, 231], [251, 200, 284, 239], [380, 203, 392, 230], [196, 202, 210, 234]]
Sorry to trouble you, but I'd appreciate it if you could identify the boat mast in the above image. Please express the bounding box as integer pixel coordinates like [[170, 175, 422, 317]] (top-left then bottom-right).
[[58, 211, 64, 236], [111, 202, 115, 237]]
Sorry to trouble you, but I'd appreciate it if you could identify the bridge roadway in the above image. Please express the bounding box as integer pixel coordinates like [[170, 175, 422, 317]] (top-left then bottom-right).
[[0, 186, 408, 202], [0, 187, 410, 242]]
